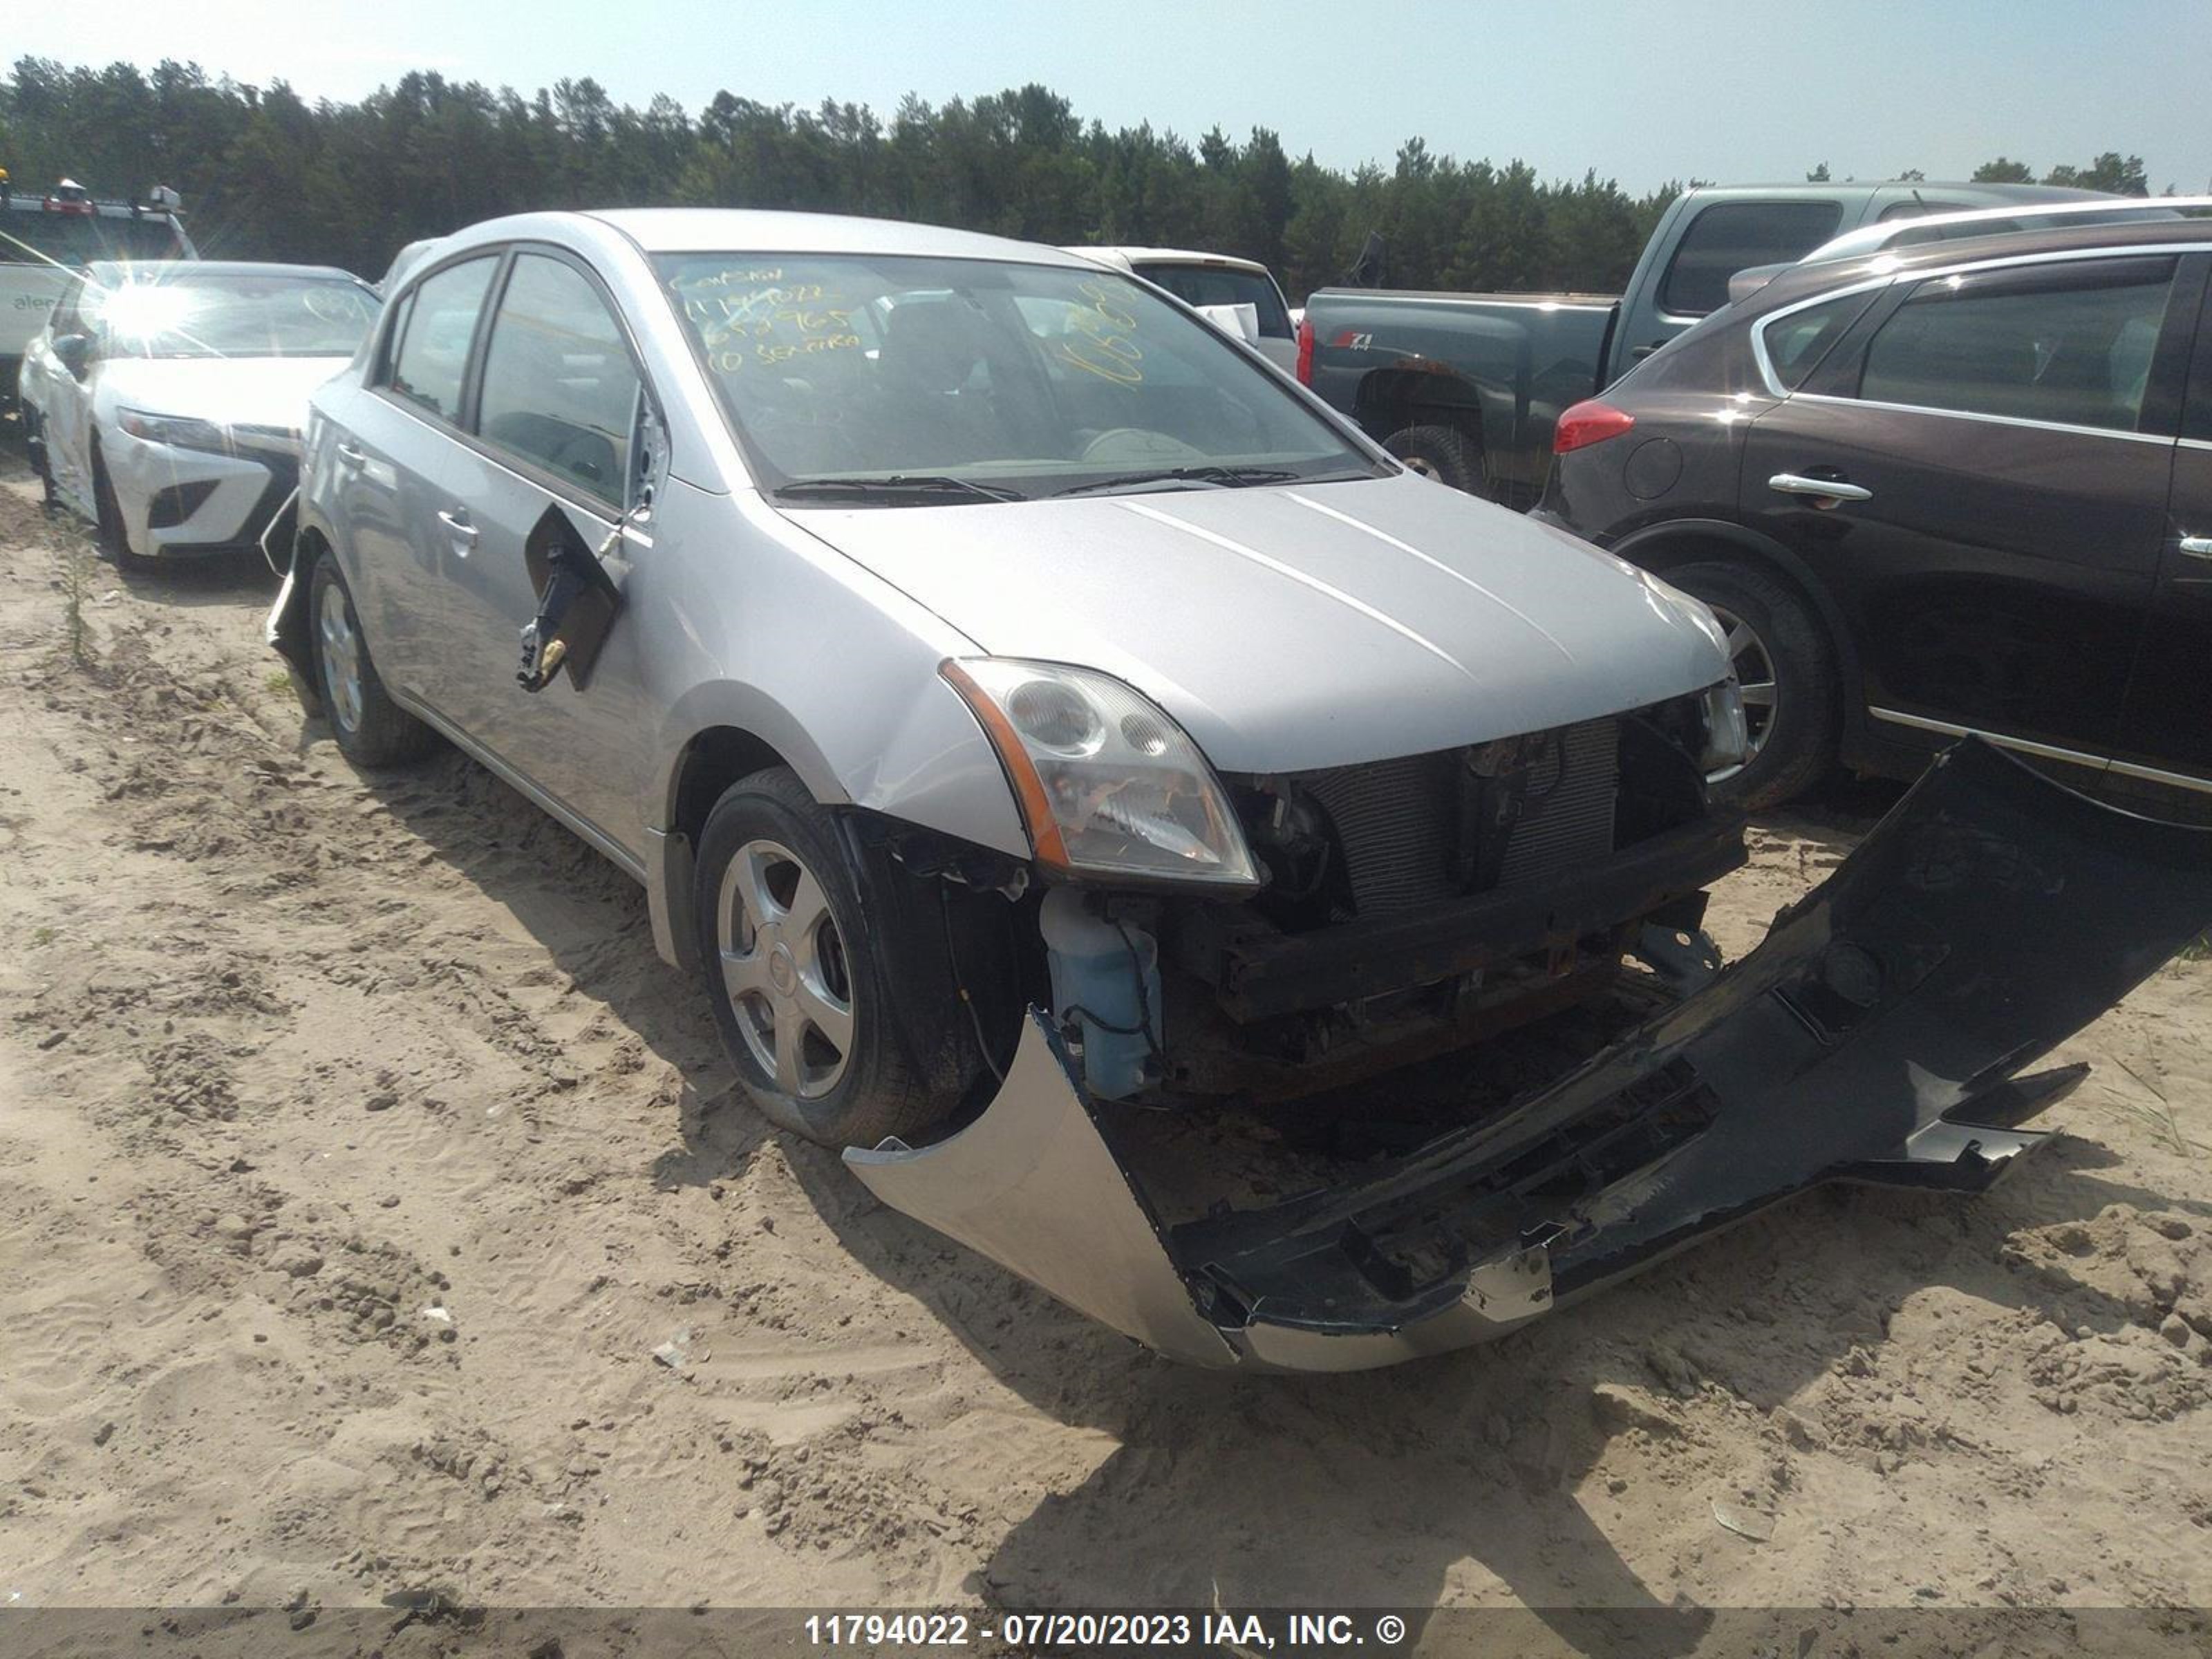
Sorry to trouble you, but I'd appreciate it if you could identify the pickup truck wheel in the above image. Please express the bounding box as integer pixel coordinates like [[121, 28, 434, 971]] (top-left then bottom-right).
[[1383, 423, 1489, 498], [308, 551, 439, 769], [1665, 560, 1839, 811], [694, 768, 997, 1150]]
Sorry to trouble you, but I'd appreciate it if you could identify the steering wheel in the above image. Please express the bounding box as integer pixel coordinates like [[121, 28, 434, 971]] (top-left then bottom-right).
[[1079, 427, 1208, 465]]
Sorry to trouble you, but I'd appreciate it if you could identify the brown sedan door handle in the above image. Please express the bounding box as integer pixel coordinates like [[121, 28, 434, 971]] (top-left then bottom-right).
[[1769, 471, 1873, 507]]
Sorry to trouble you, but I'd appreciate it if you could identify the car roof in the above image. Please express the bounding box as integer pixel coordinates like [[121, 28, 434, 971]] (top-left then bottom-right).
[[84, 259, 365, 284], [1069, 246, 1274, 274], [1740, 216, 2212, 321], [1799, 196, 2210, 265], [1678, 180, 2108, 205], [577, 207, 1091, 268]]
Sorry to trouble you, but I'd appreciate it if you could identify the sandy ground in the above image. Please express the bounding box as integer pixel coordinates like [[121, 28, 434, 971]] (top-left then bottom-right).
[[2, 454, 2210, 1653]]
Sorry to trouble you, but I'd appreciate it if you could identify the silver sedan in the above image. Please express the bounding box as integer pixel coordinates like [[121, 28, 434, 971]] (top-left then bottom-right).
[[269, 208, 1888, 1367]]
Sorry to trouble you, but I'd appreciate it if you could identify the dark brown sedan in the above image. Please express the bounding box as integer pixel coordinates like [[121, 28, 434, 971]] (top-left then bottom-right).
[[1535, 217, 2212, 816]]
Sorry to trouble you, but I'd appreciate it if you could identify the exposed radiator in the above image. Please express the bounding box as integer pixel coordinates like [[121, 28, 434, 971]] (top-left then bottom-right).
[[1497, 718, 1622, 887], [1300, 751, 1462, 917], [1295, 718, 1621, 918]]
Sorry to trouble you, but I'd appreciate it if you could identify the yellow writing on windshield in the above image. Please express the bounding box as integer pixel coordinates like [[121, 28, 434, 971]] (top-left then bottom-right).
[[1053, 278, 1144, 386]]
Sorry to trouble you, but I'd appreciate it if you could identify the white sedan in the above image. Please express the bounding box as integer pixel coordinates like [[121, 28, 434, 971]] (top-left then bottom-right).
[[20, 261, 378, 564]]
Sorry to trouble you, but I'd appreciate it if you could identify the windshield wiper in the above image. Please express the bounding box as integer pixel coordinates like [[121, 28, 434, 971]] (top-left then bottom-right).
[[774, 475, 1027, 505], [1051, 465, 1304, 498]]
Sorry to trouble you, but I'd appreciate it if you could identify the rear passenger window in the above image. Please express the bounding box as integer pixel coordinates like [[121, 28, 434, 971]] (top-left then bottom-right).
[[1858, 257, 2176, 433], [1762, 290, 1882, 390], [1660, 201, 1844, 317], [476, 253, 641, 506], [388, 257, 496, 422]]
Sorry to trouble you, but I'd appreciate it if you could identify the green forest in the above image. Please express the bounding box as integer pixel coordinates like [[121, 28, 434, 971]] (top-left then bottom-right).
[[0, 56, 2159, 298]]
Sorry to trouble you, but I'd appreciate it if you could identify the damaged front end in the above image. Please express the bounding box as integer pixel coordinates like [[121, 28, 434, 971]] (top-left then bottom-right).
[[848, 740, 2212, 1371]]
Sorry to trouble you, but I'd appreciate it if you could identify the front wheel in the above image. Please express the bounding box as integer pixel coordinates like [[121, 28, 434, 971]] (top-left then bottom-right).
[[694, 768, 1010, 1148], [1664, 560, 1839, 811], [91, 445, 144, 565]]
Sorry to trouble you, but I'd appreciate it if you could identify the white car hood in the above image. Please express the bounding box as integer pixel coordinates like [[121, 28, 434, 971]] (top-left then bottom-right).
[[787, 473, 1732, 774], [95, 355, 351, 431]]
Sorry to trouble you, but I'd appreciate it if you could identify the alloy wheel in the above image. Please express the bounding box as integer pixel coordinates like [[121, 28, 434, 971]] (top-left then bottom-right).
[[1706, 601, 1778, 775], [716, 838, 855, 1099], [317, 579, 366, 733]]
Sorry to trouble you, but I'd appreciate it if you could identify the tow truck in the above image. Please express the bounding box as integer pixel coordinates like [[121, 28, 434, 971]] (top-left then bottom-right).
[[1, 170, 196, 416]]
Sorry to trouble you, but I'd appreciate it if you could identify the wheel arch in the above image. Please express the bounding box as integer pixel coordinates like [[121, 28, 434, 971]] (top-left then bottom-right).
[[1353, 364, 1489, 436], [1606, 516, 1869, 755], [648, 704, 846, 975]]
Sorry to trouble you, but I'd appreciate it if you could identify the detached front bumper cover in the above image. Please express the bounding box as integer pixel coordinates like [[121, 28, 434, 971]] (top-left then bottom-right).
[[847, 740, 2212, 1371]]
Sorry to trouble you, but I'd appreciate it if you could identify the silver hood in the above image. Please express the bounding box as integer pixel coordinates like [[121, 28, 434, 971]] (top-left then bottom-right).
[[787, 472, 1730, 773]]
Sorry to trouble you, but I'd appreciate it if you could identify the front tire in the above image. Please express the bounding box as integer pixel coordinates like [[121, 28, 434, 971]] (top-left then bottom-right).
[[1665, 560, 1839, 811], [694, 768, 1007, 1148], [1384, 422, 1490, 497], [308, 550, 438, 769], [91, 445, 145, 565]]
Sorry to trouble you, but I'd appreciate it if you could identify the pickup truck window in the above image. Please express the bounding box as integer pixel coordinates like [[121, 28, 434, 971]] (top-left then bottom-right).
[[1132, 263, 1293, 340], [1660, 200, 1844, 319], [1857, 256, 2177, 433]]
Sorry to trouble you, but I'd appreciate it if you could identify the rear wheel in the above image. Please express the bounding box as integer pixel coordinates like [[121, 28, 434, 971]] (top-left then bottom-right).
[[308, 550, 438, 769], [1665, 559, 1839, 811], [1383, 422, 1490, 497]]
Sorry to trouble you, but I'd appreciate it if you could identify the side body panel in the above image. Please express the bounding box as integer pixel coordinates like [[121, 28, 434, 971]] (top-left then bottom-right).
[[1736, 394, 2168, 755]]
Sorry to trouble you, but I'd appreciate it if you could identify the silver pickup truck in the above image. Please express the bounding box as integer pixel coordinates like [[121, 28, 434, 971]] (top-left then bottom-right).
[[1295, 180, 2103, 507]]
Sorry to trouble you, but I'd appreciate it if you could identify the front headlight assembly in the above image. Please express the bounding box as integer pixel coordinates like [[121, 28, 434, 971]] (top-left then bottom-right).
[[943, 657, 1259, 890], [118, 408, 231, 453]]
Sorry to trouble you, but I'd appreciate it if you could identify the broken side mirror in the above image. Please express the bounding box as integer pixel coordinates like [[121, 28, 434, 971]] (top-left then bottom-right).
[[516, 503, 625, 694]]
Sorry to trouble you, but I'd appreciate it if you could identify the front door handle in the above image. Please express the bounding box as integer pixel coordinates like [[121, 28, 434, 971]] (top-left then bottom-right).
[[437, 508, 479, 554], [1770, 471, 1873, 505], [2180, 534, 2212, 559]]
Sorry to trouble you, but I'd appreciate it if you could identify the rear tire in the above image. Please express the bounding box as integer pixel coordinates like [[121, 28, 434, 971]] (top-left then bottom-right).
[[308, 550, 439, 769], [1665, 559, 1839, 811], [693, 767, 1009, 1149], [1384, 422, 1490, 497]]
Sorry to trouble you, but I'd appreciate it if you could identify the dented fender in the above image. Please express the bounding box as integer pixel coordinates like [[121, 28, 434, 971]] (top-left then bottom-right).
[[847, 741, 2212, 1371]]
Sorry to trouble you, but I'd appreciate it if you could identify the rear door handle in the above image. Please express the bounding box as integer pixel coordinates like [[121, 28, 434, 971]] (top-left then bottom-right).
[[2180, 534, 2212, 559], [335, 441, 367, 465], [1769, 471, 1873, 505]]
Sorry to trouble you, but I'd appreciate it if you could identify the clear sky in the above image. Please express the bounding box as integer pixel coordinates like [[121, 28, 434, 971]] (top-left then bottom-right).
[[14, 0, 2210, 194]]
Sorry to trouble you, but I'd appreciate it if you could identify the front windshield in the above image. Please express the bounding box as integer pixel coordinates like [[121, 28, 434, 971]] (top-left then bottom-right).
[[0, 209, 181, 268], [655, 252, 1378, 503], [88, 274, 379, 359]]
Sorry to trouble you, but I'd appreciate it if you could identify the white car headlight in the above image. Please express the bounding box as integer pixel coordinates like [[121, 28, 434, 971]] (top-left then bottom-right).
[[118, 408, 230, 453], [943, 657, 1259, 890], [1699, 678, 1750, 775]]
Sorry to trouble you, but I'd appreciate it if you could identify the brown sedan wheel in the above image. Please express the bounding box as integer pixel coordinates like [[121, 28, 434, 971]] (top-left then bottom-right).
[[1665, 560, 1840, 811]]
